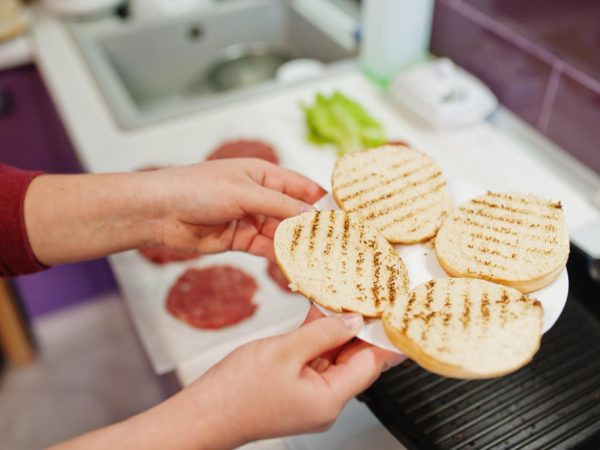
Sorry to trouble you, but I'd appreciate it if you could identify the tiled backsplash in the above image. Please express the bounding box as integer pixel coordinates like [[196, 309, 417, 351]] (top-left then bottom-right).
[[431, 0, 600, 174]]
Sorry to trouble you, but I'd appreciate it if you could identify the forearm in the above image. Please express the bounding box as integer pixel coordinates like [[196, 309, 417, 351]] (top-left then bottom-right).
[[24, 172, 162, 265], [50, 384, 241, 450]]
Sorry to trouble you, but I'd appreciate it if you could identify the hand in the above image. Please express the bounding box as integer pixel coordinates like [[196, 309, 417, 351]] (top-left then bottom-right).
[[179, 310, 405, 448], [51, 308, 405, 450], [302, 305, 405, 374], [148, 159, 326, 260], [24, 159, 325, 265]]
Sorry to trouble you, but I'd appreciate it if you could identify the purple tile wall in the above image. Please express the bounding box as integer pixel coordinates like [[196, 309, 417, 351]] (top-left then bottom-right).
[[13, 260, 117, 317], [545, 74, 600, 174], [1, 65, 118, 318], [430, 0, 551, 127], [431, 0, 600, 174], [463, 0, 600, 82]]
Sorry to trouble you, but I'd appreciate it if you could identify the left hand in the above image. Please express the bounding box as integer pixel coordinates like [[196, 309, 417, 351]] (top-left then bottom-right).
[[146, 158, 326, 260]]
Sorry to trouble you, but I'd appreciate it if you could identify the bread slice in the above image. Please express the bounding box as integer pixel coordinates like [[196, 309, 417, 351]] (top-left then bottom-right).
[[435, 191, 569, 293], [332, 145, 453, 244], [274, 210, 409, 317], [383, 277, 543, 379]]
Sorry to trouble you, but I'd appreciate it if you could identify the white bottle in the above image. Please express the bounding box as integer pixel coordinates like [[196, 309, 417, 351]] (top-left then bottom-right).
[[359, 0, 435, 86]]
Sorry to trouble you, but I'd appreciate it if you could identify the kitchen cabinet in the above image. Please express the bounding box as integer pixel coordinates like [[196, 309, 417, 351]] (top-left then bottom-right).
[[0, 64, 117, 319]]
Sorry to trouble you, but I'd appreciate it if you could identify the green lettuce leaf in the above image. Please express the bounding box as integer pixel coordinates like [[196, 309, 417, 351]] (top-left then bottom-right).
[[302, 91, 387, 156]]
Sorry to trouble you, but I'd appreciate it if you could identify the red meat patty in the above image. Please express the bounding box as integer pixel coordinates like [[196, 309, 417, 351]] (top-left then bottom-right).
[[206, 140, 279, 164], [139, 246, 201, 265], [166, 266, 258, 329]]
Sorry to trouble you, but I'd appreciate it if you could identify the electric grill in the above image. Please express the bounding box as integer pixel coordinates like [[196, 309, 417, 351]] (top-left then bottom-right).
[[360, 245, 600, 450]]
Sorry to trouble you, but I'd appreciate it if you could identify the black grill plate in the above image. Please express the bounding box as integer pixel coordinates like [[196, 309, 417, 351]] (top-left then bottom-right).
[[360, 249, 600, 450]]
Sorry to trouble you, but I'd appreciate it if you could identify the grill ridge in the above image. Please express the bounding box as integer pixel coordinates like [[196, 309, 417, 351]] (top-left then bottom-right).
[[362, 273, 600, 450]]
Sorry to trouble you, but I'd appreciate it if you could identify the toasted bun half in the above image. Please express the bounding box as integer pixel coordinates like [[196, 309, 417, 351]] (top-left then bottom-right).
[[383, 278, 543, 379], [274, 211, 409, 317], [332, 145, 453, 244], [435, 191, 569, 293]]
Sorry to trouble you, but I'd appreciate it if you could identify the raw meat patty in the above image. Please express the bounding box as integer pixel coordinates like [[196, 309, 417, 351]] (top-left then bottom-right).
[[206, 140, 279, 164], [166, 266, 258, 329]]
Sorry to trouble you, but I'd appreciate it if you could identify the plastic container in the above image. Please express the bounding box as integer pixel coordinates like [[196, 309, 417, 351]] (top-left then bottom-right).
[[359, 0, 434, 86]]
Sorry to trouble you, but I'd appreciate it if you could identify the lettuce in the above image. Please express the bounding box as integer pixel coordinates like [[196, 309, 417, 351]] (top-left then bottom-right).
[[302, 91, 387, 156]]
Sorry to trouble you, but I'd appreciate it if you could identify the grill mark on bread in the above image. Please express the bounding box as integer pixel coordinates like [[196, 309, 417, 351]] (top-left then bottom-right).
[[290, 225, 303, 254], [486, 191, 557, 208], [323, 211, 335, 256], [387, 265, 397, 305], [338, 163, 436, 203], [497, 291, 510, 326], [335, 153, 422, 190], [341, 215, 350, 253], [467, 230, 559, 250], [471, 198, 558, 221], [355, 227, 366, 278], [349, 170, 443, 213], [420, 281, 436, 342], [462, 207, 559, 231], [461, 286, 471, 329], [472, 255, 509, 272], [356, 282, 366, 302], [334, 172, 379, 191], [379, 186, 447, 230], [371, 181, 446, 220], [481, 292, 490, 329], [424, 280, 435, 310], [308, 213, 321, 253], [401, 291, 417, 332], [469, 243, 555, 259], [443, 290, 452, 325], [356, 251, 365, 276], [372, 251, 382, 308], [459, 216, 519, 236]]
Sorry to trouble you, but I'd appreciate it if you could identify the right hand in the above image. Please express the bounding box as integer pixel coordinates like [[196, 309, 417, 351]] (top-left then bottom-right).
[[183, 311, 405, 448], [50, 309, 405, 450]]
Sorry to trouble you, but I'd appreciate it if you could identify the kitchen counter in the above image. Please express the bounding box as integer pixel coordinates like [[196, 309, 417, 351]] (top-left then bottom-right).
[[29, 8, 600, 450], [31, 12, 600, 229]]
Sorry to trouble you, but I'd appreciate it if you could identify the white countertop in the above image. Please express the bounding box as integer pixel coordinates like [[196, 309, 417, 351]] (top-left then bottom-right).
[[31, 12, 600, 227], [29, 9, 600, 450]]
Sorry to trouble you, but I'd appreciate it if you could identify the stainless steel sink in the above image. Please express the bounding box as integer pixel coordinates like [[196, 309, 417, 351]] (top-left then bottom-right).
[[69, 0, 356, 129]]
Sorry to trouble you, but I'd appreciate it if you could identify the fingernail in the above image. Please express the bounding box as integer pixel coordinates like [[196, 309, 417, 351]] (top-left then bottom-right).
[[340, 313, 363, 332], [383, 353, 407, 372], [299, 203, 316, 213], [310, 357, 330, 373]]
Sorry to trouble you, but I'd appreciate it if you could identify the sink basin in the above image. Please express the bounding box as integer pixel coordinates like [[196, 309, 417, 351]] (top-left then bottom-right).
[[69, 0, 356, 129]]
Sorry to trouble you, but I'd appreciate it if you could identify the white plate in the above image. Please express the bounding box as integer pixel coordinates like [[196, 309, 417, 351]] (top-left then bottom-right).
[[313, 181, 569, 354]]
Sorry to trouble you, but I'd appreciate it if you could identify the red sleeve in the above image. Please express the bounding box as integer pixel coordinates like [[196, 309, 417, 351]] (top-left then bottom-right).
[[0, 164, 47, 276]]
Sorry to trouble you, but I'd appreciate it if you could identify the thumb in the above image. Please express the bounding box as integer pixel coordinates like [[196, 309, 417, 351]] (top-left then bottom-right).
[[280, 314, 363, 363], [323, 346, 399, 400], [241, 185, 315, 220]]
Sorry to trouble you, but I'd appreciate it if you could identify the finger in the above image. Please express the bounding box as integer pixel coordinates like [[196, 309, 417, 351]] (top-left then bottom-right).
[[302, 305, 326, 325], [336, 339, 406, 370], [241, 184, 315, 220], [252, 163, 328, 205], [279, 314, 363, 363], [303, 306, 344, 372], [260, 217, 281, 239], [322, 346, 405, 400], [243, 234, 275, 261]]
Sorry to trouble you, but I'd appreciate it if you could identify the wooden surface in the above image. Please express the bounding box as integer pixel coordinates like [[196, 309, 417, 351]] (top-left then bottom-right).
[[0, 278, 35, 365]]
